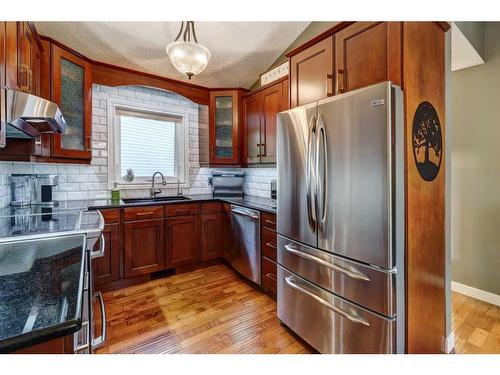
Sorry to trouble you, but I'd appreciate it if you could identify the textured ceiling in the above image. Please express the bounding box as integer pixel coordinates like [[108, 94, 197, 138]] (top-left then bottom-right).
[[35, 22, 309, 88]]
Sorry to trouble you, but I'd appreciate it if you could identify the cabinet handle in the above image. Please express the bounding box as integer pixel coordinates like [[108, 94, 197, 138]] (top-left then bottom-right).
[[18, 64, 29, 92], [326, 74, 334, 97], [265, 242, 277, 249], [136, 211, 154, 217], [266, 273, 277, 282], [260, 143, 266, 157], [265, 219, 276, 226], [337, 69, 345, 94], [175, 209, 191, 215], [256, 144, 261, 157]]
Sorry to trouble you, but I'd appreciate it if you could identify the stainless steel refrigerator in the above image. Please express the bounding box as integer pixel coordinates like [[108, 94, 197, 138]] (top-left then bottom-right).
[[276, 81, 405, 354]]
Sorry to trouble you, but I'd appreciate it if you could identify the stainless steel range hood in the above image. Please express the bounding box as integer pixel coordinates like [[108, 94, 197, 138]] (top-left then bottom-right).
[[5, 89, 67, 139]]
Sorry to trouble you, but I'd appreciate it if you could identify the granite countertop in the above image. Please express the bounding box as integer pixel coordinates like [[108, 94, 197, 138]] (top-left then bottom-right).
[[0, 235, 86, 353], [85, 194, 277, 214]]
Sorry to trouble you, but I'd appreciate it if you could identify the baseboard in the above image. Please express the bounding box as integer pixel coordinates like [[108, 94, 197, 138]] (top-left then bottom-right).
[[451, 281, 500, 307]]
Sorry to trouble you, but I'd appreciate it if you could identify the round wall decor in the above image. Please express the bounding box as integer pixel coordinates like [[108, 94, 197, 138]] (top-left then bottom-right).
[[412, 101, 443, 182]]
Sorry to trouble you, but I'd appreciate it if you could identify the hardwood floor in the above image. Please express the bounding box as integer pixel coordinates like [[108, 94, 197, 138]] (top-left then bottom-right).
[[94, 264, 313, 354], [452, 291, 500, 354]]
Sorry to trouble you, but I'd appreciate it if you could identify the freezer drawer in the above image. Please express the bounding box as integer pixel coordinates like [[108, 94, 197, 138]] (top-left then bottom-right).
[[278, 235, 396, 317], [277, 265, 396, 354]]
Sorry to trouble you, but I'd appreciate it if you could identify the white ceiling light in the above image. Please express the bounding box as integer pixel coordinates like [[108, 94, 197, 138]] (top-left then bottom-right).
[[166, 21, 211, 80]]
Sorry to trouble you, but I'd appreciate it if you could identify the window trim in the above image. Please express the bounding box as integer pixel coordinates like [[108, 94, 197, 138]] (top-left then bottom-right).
[[107, 97, 190, 190]]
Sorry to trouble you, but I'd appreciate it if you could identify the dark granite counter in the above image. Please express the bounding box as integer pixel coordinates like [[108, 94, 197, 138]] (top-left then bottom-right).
[[0, 235, 85, 353]]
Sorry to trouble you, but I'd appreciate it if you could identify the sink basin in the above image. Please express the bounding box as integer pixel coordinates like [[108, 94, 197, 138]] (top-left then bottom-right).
[[122, 196, 190, 204]]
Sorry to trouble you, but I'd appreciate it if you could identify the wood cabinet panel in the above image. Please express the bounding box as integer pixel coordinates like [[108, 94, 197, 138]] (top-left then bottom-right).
[[221, 210, 232, 261], [100, 208, 120, 223], [124, 219, 164, 277], [165, 215, 199, 267], [290, 36, 333, 108], [335, 22, 402, 94], [261, 212, 276, 231], [93, 222, 120, 286], [200, 202, 221, 214], [261, 226, 277, 262], [51, 44, 92, 160], [123, 205, 163, 221], [262, 257, 277, 294], [165, 203, 199, 217], [259, 83, 283, 164], [243, 93, 261, 165], [200, 213, 221, 261]]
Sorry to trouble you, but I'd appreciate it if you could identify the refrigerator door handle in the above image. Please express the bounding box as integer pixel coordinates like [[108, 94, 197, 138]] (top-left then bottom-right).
[[283, 244, 371, 281], [316, 114, 328, 232], [284, 275, 370, 327], [306, 115, 317, 232]]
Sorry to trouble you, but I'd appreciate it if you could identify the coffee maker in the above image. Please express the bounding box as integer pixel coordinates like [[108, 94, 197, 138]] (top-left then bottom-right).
[[35, 174, 59, 206], [10, 174, 59, 207]]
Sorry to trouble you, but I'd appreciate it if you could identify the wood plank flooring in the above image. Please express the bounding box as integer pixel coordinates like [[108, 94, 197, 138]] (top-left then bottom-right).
[[95, 264, 500, 354], [94, 264, 313, 354], [452, 291, 500, 354]]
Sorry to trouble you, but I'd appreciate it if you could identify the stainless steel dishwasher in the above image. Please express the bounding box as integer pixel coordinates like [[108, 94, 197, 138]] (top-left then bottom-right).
[[230, 205, 261, 285]]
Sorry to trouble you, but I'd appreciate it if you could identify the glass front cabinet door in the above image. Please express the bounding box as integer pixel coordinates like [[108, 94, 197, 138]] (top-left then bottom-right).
[[51, 44, 92, 160], [209, 90, 241, 165]]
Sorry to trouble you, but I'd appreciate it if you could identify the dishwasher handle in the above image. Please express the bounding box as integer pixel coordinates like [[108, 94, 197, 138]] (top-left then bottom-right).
[[231, 207, 260, 220]]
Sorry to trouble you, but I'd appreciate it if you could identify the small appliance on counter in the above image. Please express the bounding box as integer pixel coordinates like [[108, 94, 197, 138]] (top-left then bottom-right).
[[210, 170, 245, 197], [270, 179, 277, 208], [10, 174, 58, 207]]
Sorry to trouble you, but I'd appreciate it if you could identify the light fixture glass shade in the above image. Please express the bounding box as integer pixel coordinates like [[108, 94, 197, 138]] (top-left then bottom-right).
[[166, 41, 211, 79]]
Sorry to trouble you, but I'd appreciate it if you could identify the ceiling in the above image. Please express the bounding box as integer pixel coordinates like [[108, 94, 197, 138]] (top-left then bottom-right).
[[35, 22, 310, 88]]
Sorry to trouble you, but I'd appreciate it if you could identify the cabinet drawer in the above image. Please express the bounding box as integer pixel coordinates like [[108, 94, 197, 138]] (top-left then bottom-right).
[[99, 208, 120, 224], [200, 202, 221, 214], [262, 257, 277, 294], [165, 203, 199, 217], [261, 212, 276, 230], [261, 227, 277, 261], [123, 205, 163, 221]]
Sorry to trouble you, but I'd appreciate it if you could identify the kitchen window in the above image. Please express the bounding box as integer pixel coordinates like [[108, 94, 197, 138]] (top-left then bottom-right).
[[108, 102, 189, 188]]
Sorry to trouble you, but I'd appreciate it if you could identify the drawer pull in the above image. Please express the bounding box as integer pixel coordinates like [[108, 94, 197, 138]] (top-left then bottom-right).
[[136, 212, 155, 216], [265, 273, 277, 281], [283, 244, 370, 282], [175, 209, 191, 215], [265, 242, 277, 249], [285, 275, 370, 327], [265, 220, 276, 226]]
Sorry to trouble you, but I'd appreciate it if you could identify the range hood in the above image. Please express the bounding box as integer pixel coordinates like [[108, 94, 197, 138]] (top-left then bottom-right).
[[5, 89, 67, 139]]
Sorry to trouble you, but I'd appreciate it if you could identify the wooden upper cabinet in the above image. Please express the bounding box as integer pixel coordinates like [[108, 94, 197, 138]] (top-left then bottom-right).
[[243, 93, 261, 165], [243, 78, 288, 165], [51, 44, 92, 160], [335, 22, 402, 94], [290, 36, 334, 108], [123, 218, 165, 277], [209, 90, 241, 165]]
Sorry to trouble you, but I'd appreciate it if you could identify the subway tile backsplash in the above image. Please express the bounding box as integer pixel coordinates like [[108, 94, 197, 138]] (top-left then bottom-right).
[[0, 84, 276, 208]]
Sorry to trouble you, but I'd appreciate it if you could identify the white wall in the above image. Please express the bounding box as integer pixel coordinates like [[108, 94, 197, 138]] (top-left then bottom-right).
[[0, 84, 276, 207]]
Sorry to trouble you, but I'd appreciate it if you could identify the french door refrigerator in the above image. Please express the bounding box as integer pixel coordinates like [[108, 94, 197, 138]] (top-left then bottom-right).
[[276, 82, 405, 354]]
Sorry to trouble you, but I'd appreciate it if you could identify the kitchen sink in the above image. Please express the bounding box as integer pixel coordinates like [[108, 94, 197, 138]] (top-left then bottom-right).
[[122, 196, 191, 204]]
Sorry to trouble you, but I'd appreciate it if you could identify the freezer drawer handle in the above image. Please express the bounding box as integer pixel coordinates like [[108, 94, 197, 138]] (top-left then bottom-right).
[[91, 291, 107, 349], [283, 244, 370, 282], [231, 208, 259, 220], [90, 233, 106, 259], [284, 275, 370, 327]]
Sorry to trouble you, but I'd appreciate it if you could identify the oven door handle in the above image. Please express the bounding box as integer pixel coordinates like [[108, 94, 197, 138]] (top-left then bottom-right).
[[283, 244, 370, 282], [284, 275, 370, 327], [90, 233, 105, 259], [91, 291, 107, 349]]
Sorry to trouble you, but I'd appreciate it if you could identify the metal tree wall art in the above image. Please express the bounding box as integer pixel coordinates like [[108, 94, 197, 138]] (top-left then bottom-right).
[[412, 101, 443, 182]]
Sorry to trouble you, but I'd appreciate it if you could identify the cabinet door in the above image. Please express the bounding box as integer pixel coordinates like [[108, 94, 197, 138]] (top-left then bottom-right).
[[221, 211, 232, 261], [200, 213, 221, 261], [259, 82, 284, 164], [51, 44, 92, 159], [335, 22, 402, 94], [243, 93, 261, 164], [290, 36, 334, 108], [1, 22, 6, 148], [5, 22, 20, 91], [209, 90, 240, 164], [166, 215, 199, 267], [124, 219, 165, 277], [93, 223, 120, 286]]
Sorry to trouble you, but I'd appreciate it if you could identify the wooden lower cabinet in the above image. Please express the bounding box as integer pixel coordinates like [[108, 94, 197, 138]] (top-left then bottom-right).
[[93, 222, 120, 286], [221, 209, 232, 261], [200, 212, 221, 261], [123, 218, 165, 277], [261, 257, 277, 294], [165, 215, 199, 267]]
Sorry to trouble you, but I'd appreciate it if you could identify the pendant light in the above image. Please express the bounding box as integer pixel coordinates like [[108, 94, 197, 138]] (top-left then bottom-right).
[[166, 21, 211, 80]]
